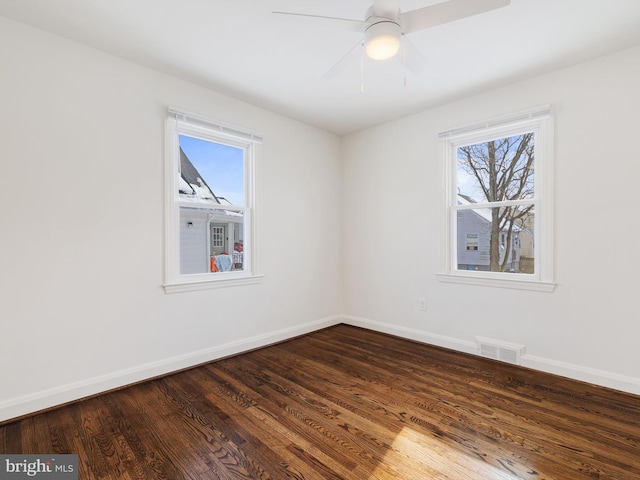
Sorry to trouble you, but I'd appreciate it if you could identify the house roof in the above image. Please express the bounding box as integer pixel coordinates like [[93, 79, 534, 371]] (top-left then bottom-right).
[[457, 194, 525, 233], [178, 150, 242, 222], [179, 148, 220, 204]]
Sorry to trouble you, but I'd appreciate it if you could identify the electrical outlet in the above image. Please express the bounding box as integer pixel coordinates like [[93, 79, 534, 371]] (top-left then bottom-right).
[[418, 298, 427, 311]]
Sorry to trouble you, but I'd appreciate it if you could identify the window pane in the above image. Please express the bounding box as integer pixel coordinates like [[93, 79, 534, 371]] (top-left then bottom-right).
[[179, 207, 245, 275], [176, 135, 246, 275], [165, 109, 259, 290], [178, 135, 244, 205], [456, 205, 534, 274], [457, 133, 535, 203]]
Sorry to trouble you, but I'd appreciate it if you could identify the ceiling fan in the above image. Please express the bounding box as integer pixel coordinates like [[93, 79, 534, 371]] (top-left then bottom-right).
[[274, 0, 511, 81]]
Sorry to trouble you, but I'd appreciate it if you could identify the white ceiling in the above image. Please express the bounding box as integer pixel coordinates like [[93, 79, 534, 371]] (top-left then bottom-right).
[[1, 0, 640, 135]]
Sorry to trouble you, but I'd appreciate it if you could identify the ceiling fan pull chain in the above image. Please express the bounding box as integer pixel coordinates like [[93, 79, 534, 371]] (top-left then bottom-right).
[[360, 42, 365, 94], [402, 33, 407, 87]]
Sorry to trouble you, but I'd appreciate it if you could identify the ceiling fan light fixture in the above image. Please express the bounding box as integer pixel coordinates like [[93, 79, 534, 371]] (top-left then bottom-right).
[[364, 20, 401, 60]]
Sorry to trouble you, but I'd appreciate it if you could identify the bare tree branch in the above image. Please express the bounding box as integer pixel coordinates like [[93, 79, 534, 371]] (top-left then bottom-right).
[[457, 133, 535, 272]]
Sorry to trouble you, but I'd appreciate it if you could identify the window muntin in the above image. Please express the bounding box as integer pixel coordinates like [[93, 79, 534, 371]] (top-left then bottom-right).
[[165, 108, 261, 292], [439, 107, 554, 291]]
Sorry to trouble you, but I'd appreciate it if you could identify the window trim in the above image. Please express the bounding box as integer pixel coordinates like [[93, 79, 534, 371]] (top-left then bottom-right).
[[163, 107, 263, 293], [438, 106, 555, 292]]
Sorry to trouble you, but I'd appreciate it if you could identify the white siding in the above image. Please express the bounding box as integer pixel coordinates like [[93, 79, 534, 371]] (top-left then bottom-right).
[[179, 209, 209, 274], [456, 210, 491, 269]]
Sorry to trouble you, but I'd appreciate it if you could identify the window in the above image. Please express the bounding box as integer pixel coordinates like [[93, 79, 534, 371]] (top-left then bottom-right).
[[438, 106, 554, 291], [164, 108, 263, 293], [466, 233, 479, 251]]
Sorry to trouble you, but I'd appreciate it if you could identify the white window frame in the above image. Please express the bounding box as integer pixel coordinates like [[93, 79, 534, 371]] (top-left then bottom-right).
[[437, 106, 555, 292], [164, 107, 263, 293]]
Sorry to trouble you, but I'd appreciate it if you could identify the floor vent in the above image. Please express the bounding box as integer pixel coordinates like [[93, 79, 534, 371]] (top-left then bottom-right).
[[475, 337, 525, 365]]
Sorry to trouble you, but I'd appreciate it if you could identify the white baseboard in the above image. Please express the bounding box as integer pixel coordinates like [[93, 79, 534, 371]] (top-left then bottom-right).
[[0, 315, 342, 423], [341, 315, 477, 354], [341, 315, 640, 397], [4, 314, 638, 423], [520, 354, 640, 396]]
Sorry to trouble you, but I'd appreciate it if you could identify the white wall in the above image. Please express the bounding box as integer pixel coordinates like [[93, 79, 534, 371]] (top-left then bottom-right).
[[0, 17, 343, 421], [342, 44, 640, 395], [2, 15, 639, 423]]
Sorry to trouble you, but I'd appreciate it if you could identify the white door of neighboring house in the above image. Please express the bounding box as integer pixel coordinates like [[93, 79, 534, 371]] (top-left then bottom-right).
[[210, 223, 227, 255]]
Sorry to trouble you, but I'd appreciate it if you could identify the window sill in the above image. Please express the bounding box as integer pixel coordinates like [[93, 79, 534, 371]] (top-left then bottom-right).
[[164, 274, 264, 293], [436, 273, 555, 292]]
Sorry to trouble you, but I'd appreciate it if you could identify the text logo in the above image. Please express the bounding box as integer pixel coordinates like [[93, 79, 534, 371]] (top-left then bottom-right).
[[0, 455, 77, 479]]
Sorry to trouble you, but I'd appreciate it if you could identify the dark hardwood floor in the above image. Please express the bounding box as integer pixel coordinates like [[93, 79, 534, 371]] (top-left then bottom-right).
[[2, 324, 639, 479]]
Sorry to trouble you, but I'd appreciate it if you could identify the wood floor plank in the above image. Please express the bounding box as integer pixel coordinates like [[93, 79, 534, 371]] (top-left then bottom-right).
[[1, 325, 639, 479], [250, 336, 550, 479], [199, 362, 366, 477], [181, 367, 348, 479], [236, 351, 473, 478], [313, 327, 639, 479]]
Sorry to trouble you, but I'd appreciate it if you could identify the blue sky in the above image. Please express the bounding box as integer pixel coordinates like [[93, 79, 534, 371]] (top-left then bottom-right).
[[179, 134, 244, 205]]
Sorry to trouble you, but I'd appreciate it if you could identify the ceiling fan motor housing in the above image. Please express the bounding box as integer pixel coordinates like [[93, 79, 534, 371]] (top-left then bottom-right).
[[364, 18, 402, 60]]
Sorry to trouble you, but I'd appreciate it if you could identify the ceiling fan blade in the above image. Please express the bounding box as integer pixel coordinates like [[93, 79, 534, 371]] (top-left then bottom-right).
[[272, 11, 363, 30], [401, 0, 510, 34], [322, 41, 363, 80], [400, 35, 428, 77]]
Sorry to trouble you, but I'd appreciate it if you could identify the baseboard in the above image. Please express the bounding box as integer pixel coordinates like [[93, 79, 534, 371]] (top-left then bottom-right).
[[4, 314, 638, 423], [520, 354, 640, 396], [341, 315, 640, 396], [341, 315, 477, 354], [0, 315, 343, 423]]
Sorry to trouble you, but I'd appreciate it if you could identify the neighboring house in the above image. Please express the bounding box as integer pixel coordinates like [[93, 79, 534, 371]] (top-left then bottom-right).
[[518, 214, 535, 259], [179, 149, 243, 274], [456, 194, 533, 273]]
